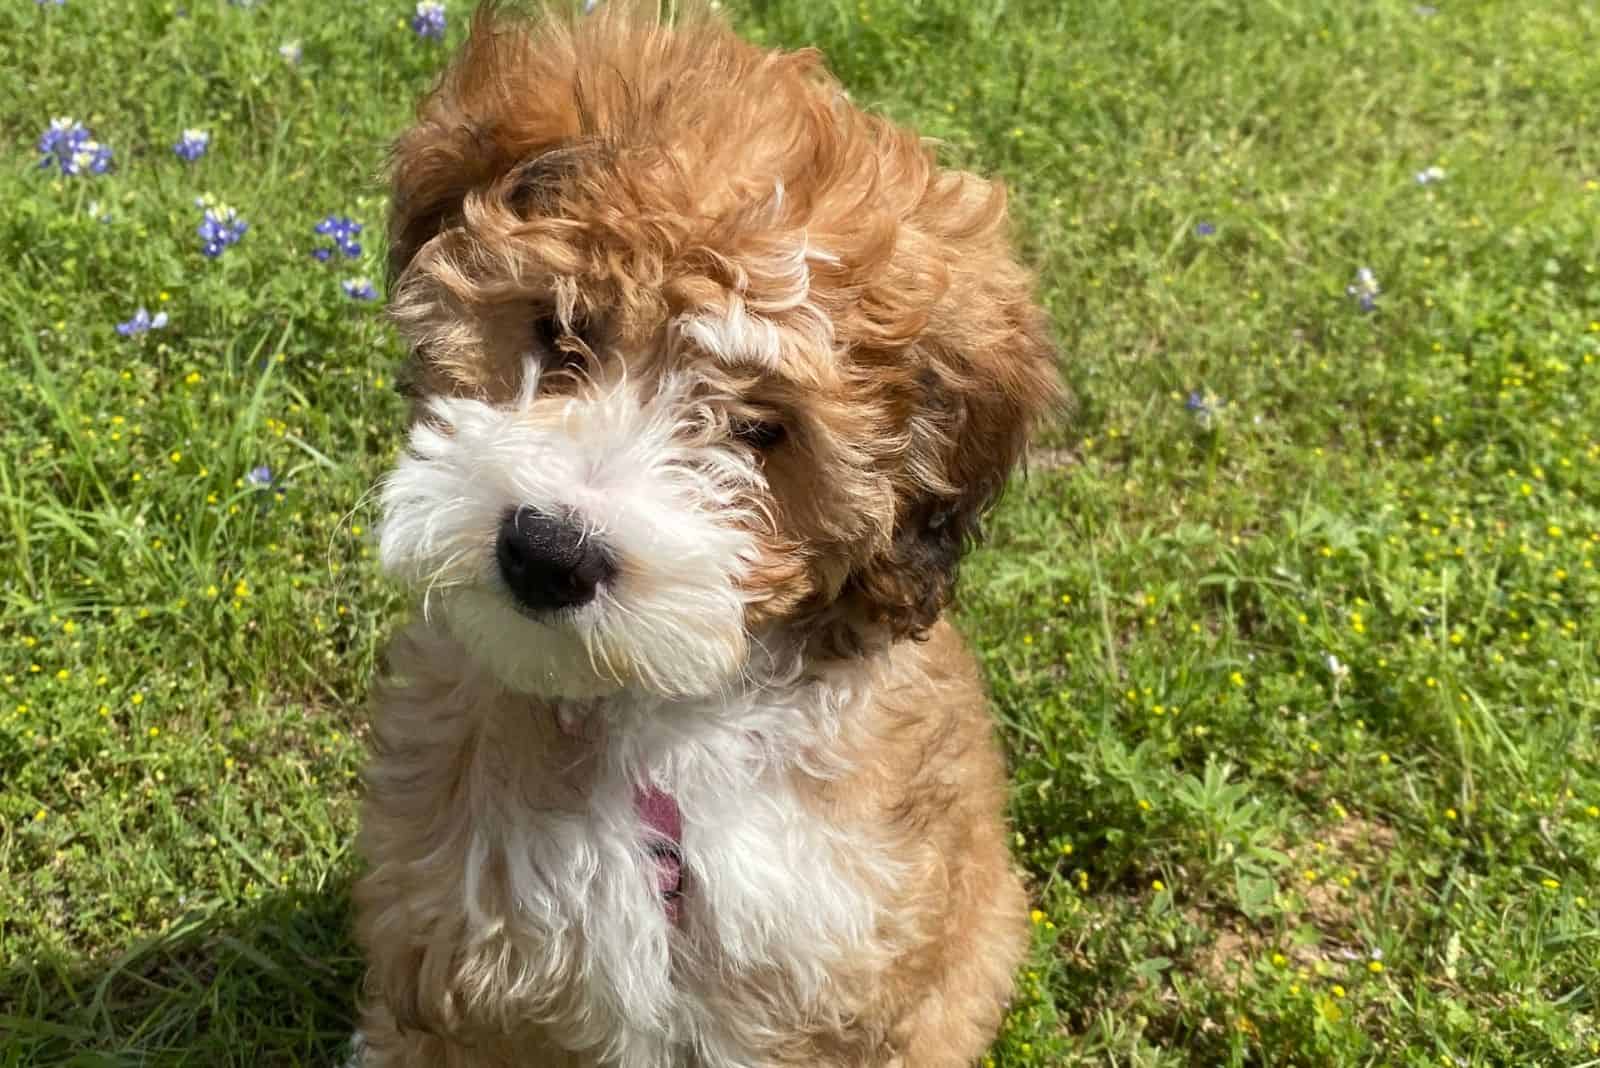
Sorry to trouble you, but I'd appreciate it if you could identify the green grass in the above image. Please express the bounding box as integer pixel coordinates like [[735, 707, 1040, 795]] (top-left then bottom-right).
[[2, 0, 1599, 1064]]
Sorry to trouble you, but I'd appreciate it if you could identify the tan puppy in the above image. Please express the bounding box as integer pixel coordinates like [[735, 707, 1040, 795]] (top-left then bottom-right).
[[355, 3, 1060, 1065]]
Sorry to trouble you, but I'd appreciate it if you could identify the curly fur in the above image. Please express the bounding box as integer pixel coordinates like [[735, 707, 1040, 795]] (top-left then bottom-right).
[[356, 3, 1061, 1065]]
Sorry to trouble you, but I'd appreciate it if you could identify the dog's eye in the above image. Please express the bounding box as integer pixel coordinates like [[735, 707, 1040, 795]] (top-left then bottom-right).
[[732, 417, 786, 451]]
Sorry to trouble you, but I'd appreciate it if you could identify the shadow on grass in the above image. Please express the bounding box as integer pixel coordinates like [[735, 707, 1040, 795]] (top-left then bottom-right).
[[1, 880, 362, 1068]]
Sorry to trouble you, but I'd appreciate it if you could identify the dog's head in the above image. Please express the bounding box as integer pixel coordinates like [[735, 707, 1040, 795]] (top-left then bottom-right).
[[377, 2, 1060, 699]]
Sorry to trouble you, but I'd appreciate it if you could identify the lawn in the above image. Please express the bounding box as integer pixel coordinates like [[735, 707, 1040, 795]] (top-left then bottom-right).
[[2, 0, 1599, 1064]]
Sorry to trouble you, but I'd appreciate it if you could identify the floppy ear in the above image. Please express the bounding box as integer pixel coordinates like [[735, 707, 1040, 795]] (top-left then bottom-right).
[[842, 314, 1061, 647], [387, 124, 489, 285], [822, 174, 1063, 654], [384, 4, 585, 283]]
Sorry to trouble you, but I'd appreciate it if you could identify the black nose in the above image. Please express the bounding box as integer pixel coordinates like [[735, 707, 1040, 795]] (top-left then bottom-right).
[[494, 507, 613, 613]]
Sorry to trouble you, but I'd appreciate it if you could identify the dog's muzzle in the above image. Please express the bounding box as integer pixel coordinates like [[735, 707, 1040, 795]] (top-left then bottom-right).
[[494, 506, 614, 613]]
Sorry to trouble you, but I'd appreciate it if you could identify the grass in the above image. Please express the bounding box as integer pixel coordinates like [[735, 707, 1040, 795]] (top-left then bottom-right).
[[2, 0, 1599, 1064]]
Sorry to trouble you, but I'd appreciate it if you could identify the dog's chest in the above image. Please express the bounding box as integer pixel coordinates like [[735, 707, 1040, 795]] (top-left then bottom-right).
[[464, 705, 888, 1067]]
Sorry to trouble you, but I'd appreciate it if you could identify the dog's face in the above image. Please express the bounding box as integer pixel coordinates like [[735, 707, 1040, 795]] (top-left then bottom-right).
[[377, 4, 1059, 699]]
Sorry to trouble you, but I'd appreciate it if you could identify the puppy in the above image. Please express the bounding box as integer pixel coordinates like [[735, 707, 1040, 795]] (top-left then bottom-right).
[[356, 4, 1060, 1066]]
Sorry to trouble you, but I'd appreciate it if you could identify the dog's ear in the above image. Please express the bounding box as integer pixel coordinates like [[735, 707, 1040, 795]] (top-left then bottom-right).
[[844, 324, 1060, 647], [385, 5, 582, 283], [387, 124, 487, 285], [823, 176, 1062, 654], [387, 6, 520, 284]]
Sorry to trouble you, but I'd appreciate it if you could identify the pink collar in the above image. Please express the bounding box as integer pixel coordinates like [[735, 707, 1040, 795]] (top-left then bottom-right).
[[634, 785, 684, 924], [553, 707, 685, 924]]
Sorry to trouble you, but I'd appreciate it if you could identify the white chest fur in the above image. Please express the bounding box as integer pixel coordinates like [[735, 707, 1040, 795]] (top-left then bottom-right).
[[360, 626, 898, 1068]]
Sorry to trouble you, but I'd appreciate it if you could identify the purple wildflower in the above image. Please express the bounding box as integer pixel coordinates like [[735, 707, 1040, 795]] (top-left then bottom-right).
[[312, 214, 363, 259], [117, 307, 169, 337], [196, 198, 247, 258], [411, 1, 446, 39], [245, 465, 274, 488], [37, 118, 113, 177], [1346, 266, 1380, 313], [1184, 389, 1222, 429], [1194, 221, 1216, 237], [343, 277, 378, 301], [173, 129, 211, 162], [1190, 388, 1222, 428]]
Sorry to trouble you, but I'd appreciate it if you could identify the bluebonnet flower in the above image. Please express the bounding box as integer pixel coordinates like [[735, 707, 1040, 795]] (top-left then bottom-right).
[[279, 40, 303, 64], [173, 128, 211, 162], [37, 118, 113, 177], [1346, 266, 1380, 313], [1194, 221, 1216, 237], [411, 1, 446, 39], [343, 277, 379, 301], [312, 214, 363, 259], [245, 463, 288, 503], [1414, 165, 1446, 185], [1184, 388, 1222, 429], [37, 120, 74, 162], [117, 307, 169, 337], [195, 196, 248, 257]]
